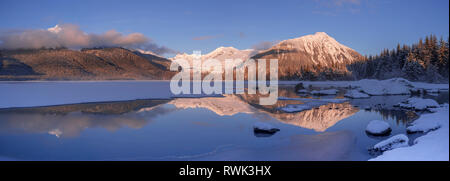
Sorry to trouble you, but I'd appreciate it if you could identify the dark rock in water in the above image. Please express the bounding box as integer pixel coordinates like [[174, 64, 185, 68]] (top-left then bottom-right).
[[365, 128, 392, 136], [253, 122, 280, 135], [294, 83, 305, 92], [253, 127, 280, 134]]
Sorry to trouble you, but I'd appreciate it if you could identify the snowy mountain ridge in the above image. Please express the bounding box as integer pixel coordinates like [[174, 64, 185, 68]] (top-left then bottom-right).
[[171, 46, 256, 62], [251, 32, 364, 79], [265, 32, 360, 66]]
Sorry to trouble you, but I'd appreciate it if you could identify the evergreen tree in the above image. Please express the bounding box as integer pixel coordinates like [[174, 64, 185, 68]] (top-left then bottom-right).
[[350, 35, 448, 82]]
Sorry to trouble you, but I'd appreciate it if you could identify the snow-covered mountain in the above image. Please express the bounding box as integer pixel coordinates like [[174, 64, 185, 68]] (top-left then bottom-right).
[[169, 33, 363, 79], [251, 32, 363, 79], [170, 46, 257, 72], [172, 46, 255, 62]]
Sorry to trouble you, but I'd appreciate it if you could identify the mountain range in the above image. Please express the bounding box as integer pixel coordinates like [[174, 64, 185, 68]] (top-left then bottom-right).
[[0, 47, 176, 80], [1, 32, 365, 80]]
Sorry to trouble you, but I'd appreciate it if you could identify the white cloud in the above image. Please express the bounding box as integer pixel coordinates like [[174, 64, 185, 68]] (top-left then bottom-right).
[[0, 24, 175, 55]]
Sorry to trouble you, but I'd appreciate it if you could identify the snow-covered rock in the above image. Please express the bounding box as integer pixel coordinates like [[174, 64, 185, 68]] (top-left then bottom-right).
[[344, 89, 370, 99], [397, 97, 439, 111], [370, 105, 449, 161], [369, 134, 409, 153], [253, 122, 280, 134], [311, 89, 338, 95], [354, 78, 414, 95], [365, 120, 392, 136]]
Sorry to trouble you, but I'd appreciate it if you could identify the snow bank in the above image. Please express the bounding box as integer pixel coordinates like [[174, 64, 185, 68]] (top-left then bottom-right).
[[411, 82, 449, 93], [406, 106, 447, 133], [397, 97, 439, 111], [365, 120, 391, 136], [253, 122, 280, 134], [281, 79, 447, 95], [354, 78, 413, 96], [370, 104, 449, 161], [344, 89, 370, 99], [369, 134, 409, 153]]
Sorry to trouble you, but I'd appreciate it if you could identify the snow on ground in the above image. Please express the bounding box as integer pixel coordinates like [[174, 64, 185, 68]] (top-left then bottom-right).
[[406, 106, 447, 133], [280, 78, 448, 96], [396, 97, 439, 111], [344, 89, 370, 99], [310, 89, 338, 95], [354, 78, 413, 95], [410, 82, 449, 92], [370, 134, 409, 152], [365, 120, 391, 135], [370, 104, 449, 161]]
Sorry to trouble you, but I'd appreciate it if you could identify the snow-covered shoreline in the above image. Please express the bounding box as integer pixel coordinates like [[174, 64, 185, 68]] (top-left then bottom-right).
[[370, 104, 449, 161], [279, 79, 449, 91], [1, 78, 448, 109]]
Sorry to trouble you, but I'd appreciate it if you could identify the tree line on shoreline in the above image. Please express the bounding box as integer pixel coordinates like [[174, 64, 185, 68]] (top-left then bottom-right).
[[349, 34, 449, 83]]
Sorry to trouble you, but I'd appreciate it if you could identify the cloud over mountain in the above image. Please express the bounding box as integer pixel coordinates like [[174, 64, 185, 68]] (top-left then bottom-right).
[[0, 24, 174, 55]]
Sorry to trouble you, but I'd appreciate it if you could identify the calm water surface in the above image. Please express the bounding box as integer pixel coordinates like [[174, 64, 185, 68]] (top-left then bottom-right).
[[0, 82, 447, 160]]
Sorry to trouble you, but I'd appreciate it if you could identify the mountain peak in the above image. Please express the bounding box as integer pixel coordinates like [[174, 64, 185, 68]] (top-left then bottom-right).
[[289, 32, 336, 43], [213, 46, 238, 52], [251, 32, 363, 79], [313, 32, 329, 36], [272, 32, 351, 53]]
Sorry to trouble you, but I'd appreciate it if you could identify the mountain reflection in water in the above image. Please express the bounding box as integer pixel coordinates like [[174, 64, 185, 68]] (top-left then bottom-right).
[[0, 89, 419, 138], [0, 99, 172, 138], [0, 84, 442, 161]]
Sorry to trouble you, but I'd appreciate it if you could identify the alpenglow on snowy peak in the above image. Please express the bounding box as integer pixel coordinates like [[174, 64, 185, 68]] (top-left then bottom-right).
[[170, 46, 256, 72], [171, 46, 255, 62], [252, 32, 364, 80]]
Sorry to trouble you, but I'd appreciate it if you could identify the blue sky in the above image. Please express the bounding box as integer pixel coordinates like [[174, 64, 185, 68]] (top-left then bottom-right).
[[0, 0, 449, 57]]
